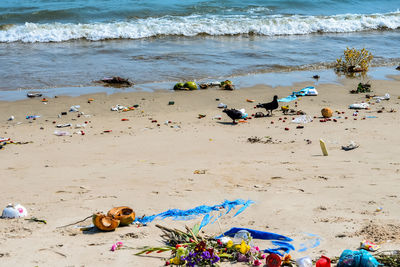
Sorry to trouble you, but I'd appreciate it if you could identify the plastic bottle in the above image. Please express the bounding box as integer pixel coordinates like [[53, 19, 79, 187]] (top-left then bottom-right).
[[296, 256, 312, 267]]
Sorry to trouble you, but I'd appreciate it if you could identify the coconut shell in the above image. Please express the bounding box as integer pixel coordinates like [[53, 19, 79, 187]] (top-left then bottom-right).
[[107, 206, 135, 226], [92, 213, 120, 231], [321, 108, 333, 118]]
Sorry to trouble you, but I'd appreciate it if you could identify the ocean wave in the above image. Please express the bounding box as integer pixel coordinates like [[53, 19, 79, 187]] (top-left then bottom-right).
[[1, 11, 400, 43]]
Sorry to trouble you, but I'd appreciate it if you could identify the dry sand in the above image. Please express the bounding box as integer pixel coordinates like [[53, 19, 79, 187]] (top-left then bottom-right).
[[0, 77, 400, 266]]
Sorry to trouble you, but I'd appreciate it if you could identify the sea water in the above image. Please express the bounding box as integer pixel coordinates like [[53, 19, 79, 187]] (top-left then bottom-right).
[[0, 0, 399, 92]]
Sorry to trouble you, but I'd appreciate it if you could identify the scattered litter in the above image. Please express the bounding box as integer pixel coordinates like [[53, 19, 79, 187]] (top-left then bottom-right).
[[111, 104, 125, 111], [174, 81, 197, 90], [75, 124, 86, 128], [25, 217, 47, 224], [341, 141, 359, 151], [8, 116, 14, 121], [198, 114, 206, 119], [92, 206, 135, 232], [360, 240, 380, 252], [337, 249, 380, 267], [213, 115, 222, 120], [56, 123, 71, 128], [316, 255, 331, 267], [292, 115, 313, 124], [69, 105, 80, 112], [110, 242, 124, 251], [349, 103, 369, 109], [61, 112, 67, 116], [27, 92, 42, 98], [194, 169, 206, 174], [313, 75, 320, 79], [134, 199, 254, 226], [279, 86, 318, 102], [54, 131, 70, 136], [296, 256, 312, 267], [98, 76, 133, 87], [320, 139, 328, 156], [41, 98, 48, 102], [218, 103, 227, 108], [121, 118, 129, 121], [350, 82, 371, 94], [373, 93, 390, 102], [103, 130, 112, 133], [254, 112, 265, 118], [1, 204, 28, 218], [168, 101, 175, 105], [26, 115, 40, 119], [246, 99, 255, 103], [321, 108, 333, 118], [220, 80, 235, 90]]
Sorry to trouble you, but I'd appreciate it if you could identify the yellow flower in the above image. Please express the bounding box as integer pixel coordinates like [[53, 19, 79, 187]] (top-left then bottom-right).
[[235, 240, 250, 254], [170, 256, 181, 265], [227, 240, 233, 248]]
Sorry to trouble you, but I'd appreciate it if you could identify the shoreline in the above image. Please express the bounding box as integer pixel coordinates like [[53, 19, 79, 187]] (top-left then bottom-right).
[[1, 66, 400, 102], [1, 73, 400, 265]]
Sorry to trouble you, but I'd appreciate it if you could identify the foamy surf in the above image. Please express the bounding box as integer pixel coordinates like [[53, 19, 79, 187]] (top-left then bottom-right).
[[1, 11, 400, 43]]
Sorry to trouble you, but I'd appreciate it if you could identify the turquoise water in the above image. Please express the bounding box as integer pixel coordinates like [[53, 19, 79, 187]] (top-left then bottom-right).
[[0, 0, 399, 91]]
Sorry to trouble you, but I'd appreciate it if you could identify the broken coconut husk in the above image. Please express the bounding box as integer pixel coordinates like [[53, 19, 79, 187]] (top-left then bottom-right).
[[98, 76, 133, 87], [107, 206, 135, 226], [92, 212, 120, 231]]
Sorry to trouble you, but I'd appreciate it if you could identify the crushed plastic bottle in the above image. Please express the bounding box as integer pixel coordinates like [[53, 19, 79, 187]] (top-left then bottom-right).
[[296, 256, 313, 267], [54, 130, 70, 136]]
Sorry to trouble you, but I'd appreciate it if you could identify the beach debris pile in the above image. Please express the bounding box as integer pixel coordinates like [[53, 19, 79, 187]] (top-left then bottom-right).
[[97, 76, 133, 87], [110, 104, 138, 112], [174, 80, 235, 91]]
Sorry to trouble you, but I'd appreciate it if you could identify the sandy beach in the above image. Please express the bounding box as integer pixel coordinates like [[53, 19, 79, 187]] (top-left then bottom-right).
[[0, 76, 400, 266]]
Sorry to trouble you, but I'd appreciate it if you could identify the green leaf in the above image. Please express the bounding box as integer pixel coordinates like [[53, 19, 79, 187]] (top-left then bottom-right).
[[191, 223, 200, 236]]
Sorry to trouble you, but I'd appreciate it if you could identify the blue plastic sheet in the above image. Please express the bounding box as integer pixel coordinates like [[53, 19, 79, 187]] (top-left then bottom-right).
[[134, 199, 254, 227], [278, 86, 316, 102], [215, 227, 294, 256]]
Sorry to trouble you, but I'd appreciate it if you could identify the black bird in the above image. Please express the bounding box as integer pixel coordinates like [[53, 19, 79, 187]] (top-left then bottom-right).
[[256, 95, 279, 116], [223, 108, 243, 124]]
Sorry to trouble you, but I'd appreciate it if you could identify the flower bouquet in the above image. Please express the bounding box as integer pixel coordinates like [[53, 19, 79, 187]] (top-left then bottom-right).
[[136, 224, 275, 266]]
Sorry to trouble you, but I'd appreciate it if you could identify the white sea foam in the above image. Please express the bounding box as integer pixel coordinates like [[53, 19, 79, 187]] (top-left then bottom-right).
[[1, 12, 399, 43]]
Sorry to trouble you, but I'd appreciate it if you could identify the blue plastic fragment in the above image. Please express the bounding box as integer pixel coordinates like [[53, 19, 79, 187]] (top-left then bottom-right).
[[278, 86, 315, 102], [134, 199, 254, 226]]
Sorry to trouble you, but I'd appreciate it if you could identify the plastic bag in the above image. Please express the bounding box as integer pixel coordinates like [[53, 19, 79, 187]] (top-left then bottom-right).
[[337, 249, 381, 267]]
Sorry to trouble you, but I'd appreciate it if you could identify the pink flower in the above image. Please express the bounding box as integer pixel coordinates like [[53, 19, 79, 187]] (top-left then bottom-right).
[[261, 254, 266, 259], [254, 246, 260, 252], [253, 259, 262, 266], [110, 242, 124, 251]]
